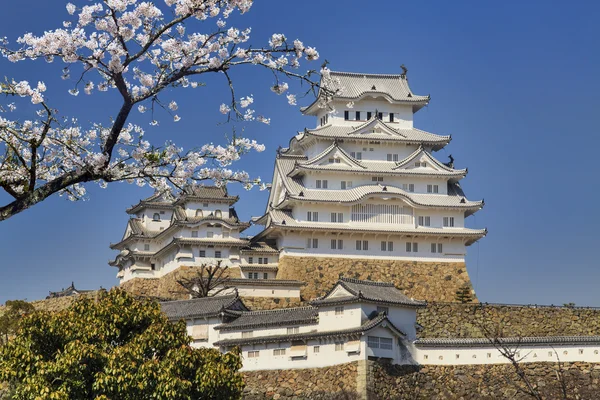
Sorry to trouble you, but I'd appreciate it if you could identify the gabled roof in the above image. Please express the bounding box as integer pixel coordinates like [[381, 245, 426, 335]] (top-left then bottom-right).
[[311, 278, 426, 308], [126, 190, 176, 214], [299, 141, 366, 170], [302, 71, 430, 115], [240, 241, 280, 254], [289, 145, 466, 180], [283, 118, 450, 154], [213, 312, 404, 347], [160, 293, 248, 320], [46, 282, 94, 299], [214, 306, 318, 331], [174, 185, 239, 205]]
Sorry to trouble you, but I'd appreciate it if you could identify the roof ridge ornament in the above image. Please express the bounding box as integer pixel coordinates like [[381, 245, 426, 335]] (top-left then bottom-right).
[[400, 64, 408, 79]]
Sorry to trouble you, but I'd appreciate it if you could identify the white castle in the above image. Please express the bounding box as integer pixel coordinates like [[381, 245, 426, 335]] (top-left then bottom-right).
[[110, 70, 485, 284], [109, 70, 600, 372]]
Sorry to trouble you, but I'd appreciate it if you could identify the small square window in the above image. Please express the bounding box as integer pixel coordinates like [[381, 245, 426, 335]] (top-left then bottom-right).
[[144, 244, 150, 251], [335, 306, 344, 315], [314, 346, 320, 353], [215, 250, 222, 258], [191, 230, 198, 237], [199, 250, 206, 257], [203, 203, 209, 207]]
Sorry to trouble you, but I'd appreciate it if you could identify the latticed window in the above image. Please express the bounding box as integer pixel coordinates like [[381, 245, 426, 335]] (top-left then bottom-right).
[[287, 327, 300, 334], [351, 204, 413, 224], [335, 342, 344, 351], [443, 217, 455, 227], [248, 351, 259, 358], [273, 349, 286, 356]]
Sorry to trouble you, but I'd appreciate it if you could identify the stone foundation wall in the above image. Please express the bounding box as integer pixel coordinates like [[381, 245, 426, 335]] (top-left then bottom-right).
[[368, 361, 600, 399], [242, 362, 359, 399], [276, 256, 475, 302], [120, 266, 242, 300], [417, 303, 600, 338]]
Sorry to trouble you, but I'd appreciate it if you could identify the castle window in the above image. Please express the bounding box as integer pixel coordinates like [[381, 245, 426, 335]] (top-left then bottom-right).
[[387, 154, 399, 162], [215, 210, 222, 218], [192, 231, 198, 237], [215, 250, 222, 258], [306, 238, 318, 249], [371, 176, 384, 182], [367, 111, 372, 120], [287, 327, 300, 334], [579, 349, 584, 355], [377, 112, 383, 120], [423, 354, 428, 360], [247, 350, 259, 358], [151, 263, 156, 270], [341, 181, 353, 189], [262, 258, 268, 264], [203, 203, 209, 207], [368, 336, 393, 350], [316, 179, 328, 189], [263, 272, 268, 279], [199, 250, 206, 257], [249, 272, 259, 279], [418, 216, 431, 226], [549, 352, 554, 357], [443, 217, 455, 227], [152, 213, 161, 221], [307, 211, 318, 222], [273, 349, 286, 356], [331, 239, 343, 250], [335, 306, 344, 315], [402, 183, 415, 192], [406, 242, 418, 252], [355, 111, 361, 121], [344, 111, 349, 120], [431, 243, 443, 253], [381, 241, 393, 252], [335, 342, 344, 351], [144, 244, 150, 251], [389, 113, 395, 122], [330, 212, 344, 223], [207, 231, 214, 238], [487, 353, 492, 358], [415, 162, 426, 168], [314, 346, 320, 353], [427, 184, 439, 194], [248, 257, 253, 264]]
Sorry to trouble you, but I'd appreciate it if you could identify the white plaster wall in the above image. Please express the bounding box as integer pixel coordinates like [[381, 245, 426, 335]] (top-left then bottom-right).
[[237, 338, 365, 371], [278, 232, 467, 261], [414, 344, 600, 366], [316, 99, 414, 129], [317, 304, 362, 331], [239, 270, 278, 280], [183, 202, 231, 219], [360, 304, 417, 341], [140, 209, 172, 230], [186, 317, 221, 348]]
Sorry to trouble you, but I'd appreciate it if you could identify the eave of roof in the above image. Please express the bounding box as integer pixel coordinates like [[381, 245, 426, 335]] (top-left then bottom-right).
[[214, 313, 404, 347], [214, 306, 317, 331]]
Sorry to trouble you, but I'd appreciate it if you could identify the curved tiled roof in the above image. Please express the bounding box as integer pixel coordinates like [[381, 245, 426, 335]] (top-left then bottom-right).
[[214, 312, 405, 347], [214, 306, 318, 331], [283, 118, 450, 154], [302, 71, 430, 115], [160, 294, 247, 320], [311, 277, 426, 308], [414, 336, 600, 348], [240, 242, 279, 254]]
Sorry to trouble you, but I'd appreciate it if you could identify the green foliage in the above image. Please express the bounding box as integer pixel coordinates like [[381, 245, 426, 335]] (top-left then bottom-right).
[[455, 284, 474, 303], [0, 299, 35, 345], [0, 289, 244, 400]]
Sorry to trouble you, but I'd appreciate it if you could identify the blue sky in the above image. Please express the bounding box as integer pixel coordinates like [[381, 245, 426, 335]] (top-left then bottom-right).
[[0, 0, 599, 306]]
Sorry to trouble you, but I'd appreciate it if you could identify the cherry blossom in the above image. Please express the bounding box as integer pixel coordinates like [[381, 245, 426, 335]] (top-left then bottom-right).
[[0, 0, 334, 221]]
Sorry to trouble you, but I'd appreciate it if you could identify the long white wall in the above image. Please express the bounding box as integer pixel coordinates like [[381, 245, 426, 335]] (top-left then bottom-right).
[[315, 100, 415, 129], [414, 343, 600, 366]]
